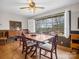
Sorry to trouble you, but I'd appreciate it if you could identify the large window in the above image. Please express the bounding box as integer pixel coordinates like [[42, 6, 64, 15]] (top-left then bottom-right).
[[36, 15, 64, 36]]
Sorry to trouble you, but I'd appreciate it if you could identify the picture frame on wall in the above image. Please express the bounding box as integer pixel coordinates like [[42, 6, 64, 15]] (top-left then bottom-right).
[[78, 17, 79, 29], [9, 21, 22, 30]]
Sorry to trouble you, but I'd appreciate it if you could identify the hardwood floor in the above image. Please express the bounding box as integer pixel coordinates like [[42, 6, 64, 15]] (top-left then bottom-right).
[[0, 41, 79, 59]]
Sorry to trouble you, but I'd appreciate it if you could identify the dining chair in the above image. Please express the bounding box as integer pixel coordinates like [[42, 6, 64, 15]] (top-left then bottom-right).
[[19, 29, 31, 45], [21, 34, 37, 59], [39, 34, 58, 59]]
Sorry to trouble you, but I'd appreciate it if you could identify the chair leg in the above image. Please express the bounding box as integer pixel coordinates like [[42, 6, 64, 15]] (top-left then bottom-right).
[[25, 48, 27, 59], [31, 46, 37, 57], [51, 52, 53, 59], [39, 48, 41, 59], [22, 44, 25, 54], [4, 40, 6, 45], [6, 39, 7, 43], [19, 39, 22, 46], [25, 47, 30, 59], [27, 46, 33, 54], [55, 49, 57, 59]]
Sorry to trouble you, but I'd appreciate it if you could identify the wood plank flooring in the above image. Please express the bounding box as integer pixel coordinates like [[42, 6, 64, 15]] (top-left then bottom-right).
[[0, 41, 79, 59]]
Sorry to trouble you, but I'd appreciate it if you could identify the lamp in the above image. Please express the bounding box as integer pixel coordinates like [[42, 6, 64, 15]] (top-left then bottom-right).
[[16, 27, 20, 31], [16, 27, 21, 36]]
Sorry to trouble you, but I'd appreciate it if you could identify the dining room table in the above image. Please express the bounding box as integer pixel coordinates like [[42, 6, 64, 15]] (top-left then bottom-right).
[[24, 33, 53, 56], [24, 33, 53, 42]]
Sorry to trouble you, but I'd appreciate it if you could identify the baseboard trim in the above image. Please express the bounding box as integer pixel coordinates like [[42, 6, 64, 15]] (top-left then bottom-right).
[[57, 45, 72, 52]]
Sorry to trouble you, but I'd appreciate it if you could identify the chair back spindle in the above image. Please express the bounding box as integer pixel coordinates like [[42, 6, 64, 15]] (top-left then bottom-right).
[[51, 35, 58, 51]]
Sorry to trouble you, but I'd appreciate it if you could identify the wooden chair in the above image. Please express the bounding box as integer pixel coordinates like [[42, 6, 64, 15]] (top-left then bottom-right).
[[21, 34, 37, 59], [19, 29, 30, 46], [0, 31, 8, 45], [39, 34, 58, 59]]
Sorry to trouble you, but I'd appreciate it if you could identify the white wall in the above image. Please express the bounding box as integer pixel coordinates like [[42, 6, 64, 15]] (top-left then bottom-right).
[[0, 12, 28, 30], [71, 11, 79, 31], [65, 3, 79, 31], [0, 0, 28, 30], [64, 4, 79, 38]]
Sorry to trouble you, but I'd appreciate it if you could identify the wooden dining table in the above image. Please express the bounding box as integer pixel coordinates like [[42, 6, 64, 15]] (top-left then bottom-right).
[[24, 33, 53, 42], [24, 33, 53, 56]]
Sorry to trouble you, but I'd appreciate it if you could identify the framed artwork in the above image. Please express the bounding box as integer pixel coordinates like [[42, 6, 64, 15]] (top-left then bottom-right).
[[78, 17, 79, 29], [9, 21, 22, 30]]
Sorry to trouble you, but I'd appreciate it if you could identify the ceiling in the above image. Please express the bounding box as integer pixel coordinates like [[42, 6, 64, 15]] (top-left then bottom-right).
[[0, 0, 79, 18]]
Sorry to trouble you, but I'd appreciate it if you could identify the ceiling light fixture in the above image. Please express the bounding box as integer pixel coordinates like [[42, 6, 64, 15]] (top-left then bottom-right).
[[20, 0, 44, 13]]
